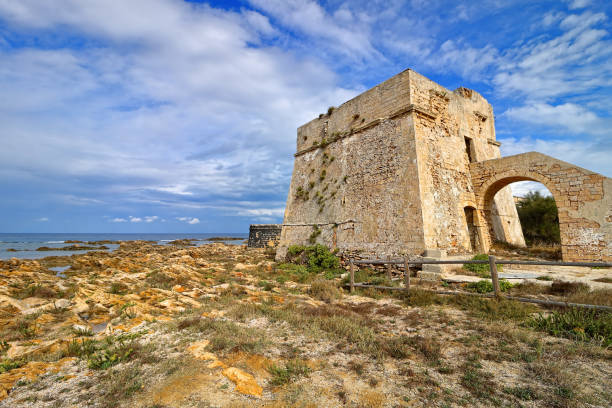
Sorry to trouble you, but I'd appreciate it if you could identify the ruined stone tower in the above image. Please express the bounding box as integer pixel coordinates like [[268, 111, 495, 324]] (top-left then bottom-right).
[[276, 69, 611, 262]]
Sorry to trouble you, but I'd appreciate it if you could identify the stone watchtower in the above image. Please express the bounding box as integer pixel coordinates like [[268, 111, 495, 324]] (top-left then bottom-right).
[[276, 69, 525, 261], [276, 69, 611, 262]]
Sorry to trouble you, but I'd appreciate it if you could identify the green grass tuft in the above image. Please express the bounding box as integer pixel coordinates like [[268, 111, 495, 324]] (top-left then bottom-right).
[[526, 308, 611, 346], [268, 359, 311, 386], [461, 254, 502, 277]]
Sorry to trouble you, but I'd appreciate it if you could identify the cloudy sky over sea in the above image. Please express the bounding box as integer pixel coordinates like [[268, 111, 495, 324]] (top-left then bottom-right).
[[1, 0, 610, 233]]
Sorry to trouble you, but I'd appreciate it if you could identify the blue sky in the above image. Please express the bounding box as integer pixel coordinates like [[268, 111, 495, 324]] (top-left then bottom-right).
[[0, 0, 610, 233]]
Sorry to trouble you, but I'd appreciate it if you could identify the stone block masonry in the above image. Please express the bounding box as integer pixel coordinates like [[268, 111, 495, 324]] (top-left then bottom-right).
[[470, 153, 611, 262], [276, 68, 610, 263], [248, 224, 282, 248]]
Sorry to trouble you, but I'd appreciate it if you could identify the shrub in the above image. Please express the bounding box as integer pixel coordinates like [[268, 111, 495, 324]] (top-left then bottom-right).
[[467, 279, 513, 293], [462, 254, 501, 277], [307, 244, 339, 271], [286, 244, 339, 272]]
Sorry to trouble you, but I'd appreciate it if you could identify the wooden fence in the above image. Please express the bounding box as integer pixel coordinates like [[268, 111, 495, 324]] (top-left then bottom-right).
[[346, 255, 612, 311]]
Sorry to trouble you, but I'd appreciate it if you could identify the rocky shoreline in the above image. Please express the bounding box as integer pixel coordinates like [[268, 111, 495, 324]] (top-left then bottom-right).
[[0, 241, 609, 407]]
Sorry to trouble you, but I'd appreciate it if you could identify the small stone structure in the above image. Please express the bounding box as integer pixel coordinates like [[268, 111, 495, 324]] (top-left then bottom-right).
[[247, 224, 282, 248], [276, 69, 611, 262]]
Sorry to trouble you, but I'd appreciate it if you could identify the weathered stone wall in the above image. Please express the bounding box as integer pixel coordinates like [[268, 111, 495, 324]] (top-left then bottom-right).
[[247, 224, 282, 248], [277, 70, 424, 260], [470, 152, 611, 262]]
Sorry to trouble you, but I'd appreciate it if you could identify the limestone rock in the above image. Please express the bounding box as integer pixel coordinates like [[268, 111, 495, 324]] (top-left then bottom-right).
[[222, 367, 263, 397]]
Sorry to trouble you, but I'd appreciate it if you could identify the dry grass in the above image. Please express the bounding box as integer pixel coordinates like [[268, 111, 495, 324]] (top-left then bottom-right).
[[491, 240, 562, 260], [511, 281, 547, 296], [549, 280, 589, 296], [411, 335, 443, 362], [358, 389, 385, 408], [13, 284, 57, 299], [527, 361, 580, 407], [307, 278, 343, 303], [568, 288, 612, 306]]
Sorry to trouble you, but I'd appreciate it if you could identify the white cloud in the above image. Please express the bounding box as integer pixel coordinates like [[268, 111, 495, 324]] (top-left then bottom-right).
[[503, 103, 605, 135], [436, 40, 498, 79], [129, 216, 142, 223], [510, 181, 552, 197], [567, 0, 592, 10], [37, 217, 49, 222], [177, 217, 200, 225], [111, 217, 127, 223], [494, 11, 612, 102], [238, 208, 285, 217], [153, 185, 194, 196], [0, 0, 358, 218], [144, 216, 159, 223], [247, 0, 378, 60]]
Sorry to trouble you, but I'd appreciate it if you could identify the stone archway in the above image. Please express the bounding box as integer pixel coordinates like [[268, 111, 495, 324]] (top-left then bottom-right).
[[469, 152, 611, 262]]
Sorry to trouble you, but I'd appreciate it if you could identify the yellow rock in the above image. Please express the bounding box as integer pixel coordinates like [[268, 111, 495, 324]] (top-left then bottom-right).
[[222, 367, 263, 397], [187, 340, 210, 359], [172, 285, 187, 293], [35, 313, 55, 325], [0, 357, 75, 401], [207, 360, 227, 369]]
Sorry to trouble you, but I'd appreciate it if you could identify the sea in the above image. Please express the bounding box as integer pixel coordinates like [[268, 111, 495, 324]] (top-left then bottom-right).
[[0, 233, 248, 260]]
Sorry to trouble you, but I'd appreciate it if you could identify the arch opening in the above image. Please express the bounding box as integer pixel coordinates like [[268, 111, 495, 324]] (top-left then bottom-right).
[[487, 180, 562, 260]]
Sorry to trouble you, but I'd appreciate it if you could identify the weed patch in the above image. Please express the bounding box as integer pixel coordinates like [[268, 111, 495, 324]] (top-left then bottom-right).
[[461, 254, 501, 277], [0, 358, 25, 373], [14, 284, 57, 299], [526, 308, 611, 346], [504, 385, 538, 401], [467, 279, 513, 293], [308, 278, 342, 303], [549, 280, 589, 296], [268, 359, 311, 386], [98, 366, 144, 408], [194, 319, 268, 354], [460, 353, 496, 400]]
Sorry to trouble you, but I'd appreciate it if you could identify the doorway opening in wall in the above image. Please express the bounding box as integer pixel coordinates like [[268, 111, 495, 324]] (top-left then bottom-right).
[[464, 206, 479, 252], [464, 137, 475, 163], [491, 181, 561, 260]]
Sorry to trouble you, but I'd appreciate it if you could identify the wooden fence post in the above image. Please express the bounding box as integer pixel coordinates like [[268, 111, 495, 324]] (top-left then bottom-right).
[[489, 255, 501, 298], [349, 260, 355, 293], [386, 255, 392, 281], [404, 257, 410, 293]]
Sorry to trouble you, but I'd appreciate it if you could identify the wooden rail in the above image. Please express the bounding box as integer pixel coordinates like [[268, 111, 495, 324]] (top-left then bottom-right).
[[345, 255, 612, 311]]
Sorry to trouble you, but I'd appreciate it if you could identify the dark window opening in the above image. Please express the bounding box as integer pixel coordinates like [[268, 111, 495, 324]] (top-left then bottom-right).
[[464, 137, 475, 163]]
